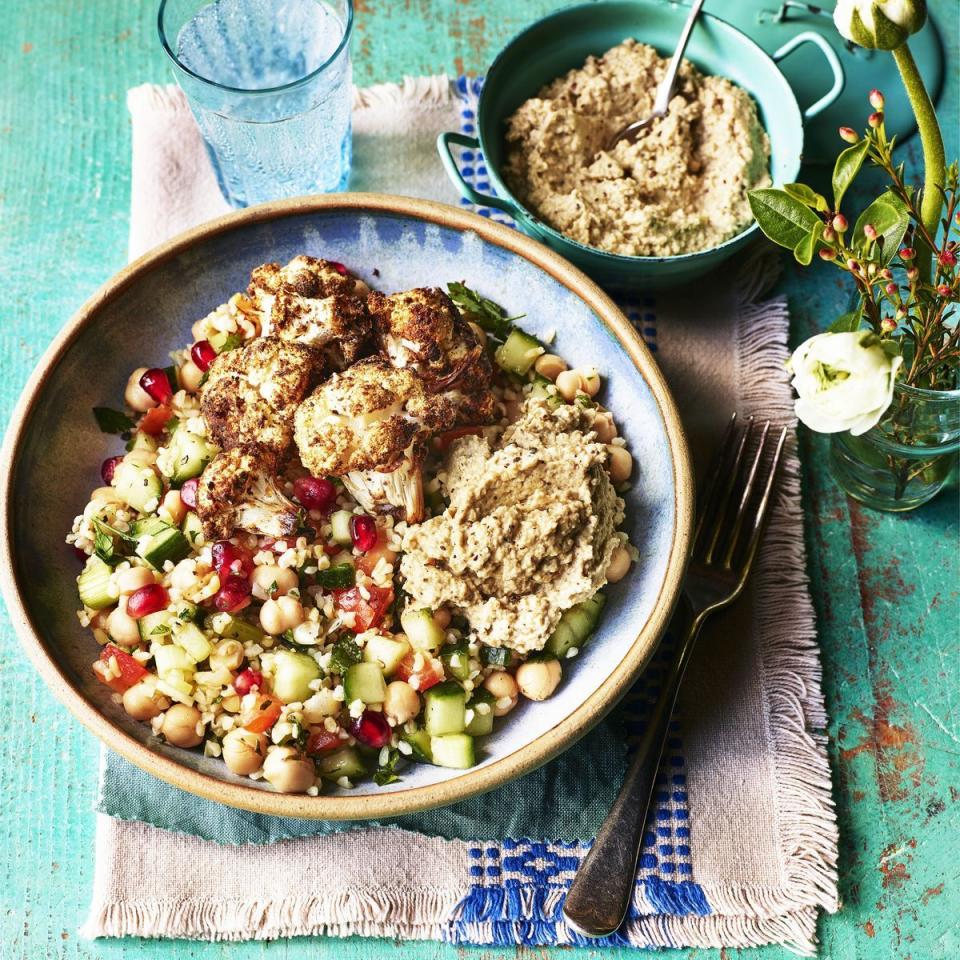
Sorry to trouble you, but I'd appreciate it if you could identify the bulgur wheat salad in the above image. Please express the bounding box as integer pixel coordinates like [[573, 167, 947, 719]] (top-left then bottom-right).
[[68, 256, 637, 794]]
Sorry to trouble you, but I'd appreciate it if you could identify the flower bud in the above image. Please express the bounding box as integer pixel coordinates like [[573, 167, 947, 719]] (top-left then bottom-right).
[[939, 249, 957, 267], [880, 268, 893, 279], [833, 0, 927, 50], [899, 247, 915, 261], [936, 284, 952, 297], [839, 126, 859, 144], [885, 282, 898, 295], [863, 223, 878, 241], [833, 214, 849, 232], [823, 225, 837, 243], [868, 111, 884, 128], [907, 266, 920, 281], [880, 317, 897, 333], [846, 258, 860, 273], [869, 89, 885, 110], [896, 305, 908, 319], [819, 247, 837, 261]]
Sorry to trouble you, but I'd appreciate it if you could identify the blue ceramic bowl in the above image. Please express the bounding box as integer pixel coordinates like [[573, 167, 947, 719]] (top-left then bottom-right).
[[438, 0, 845, 291], [0, 194, 692, 819]]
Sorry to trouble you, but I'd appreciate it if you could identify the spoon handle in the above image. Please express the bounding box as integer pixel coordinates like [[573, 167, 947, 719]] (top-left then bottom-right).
[[652, 0, 707, 115]]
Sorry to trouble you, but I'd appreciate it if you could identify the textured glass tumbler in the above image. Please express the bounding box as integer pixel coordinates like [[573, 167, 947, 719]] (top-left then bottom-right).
[[159, 0, 353, 208]]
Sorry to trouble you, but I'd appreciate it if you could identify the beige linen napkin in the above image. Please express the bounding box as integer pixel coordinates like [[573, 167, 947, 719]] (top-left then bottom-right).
[[84, 77, 838, 953]]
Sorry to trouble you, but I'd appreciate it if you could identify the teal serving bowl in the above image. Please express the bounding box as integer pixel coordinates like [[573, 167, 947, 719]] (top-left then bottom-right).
[[438, 0, 844, 290]]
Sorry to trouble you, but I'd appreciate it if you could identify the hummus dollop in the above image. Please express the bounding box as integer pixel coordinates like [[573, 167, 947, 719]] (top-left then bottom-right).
[[400, 399, 624, 654]]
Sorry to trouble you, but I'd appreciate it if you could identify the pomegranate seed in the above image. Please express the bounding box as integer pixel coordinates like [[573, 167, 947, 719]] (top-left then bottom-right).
[[213, 575, 252, 612], [293, 476, 336, 513], [350, 709, 391, 749], [330, 260, 348, 276], [211, 540, 254, 579], [306, 729, 342, 755], [350, 515, 378, 553], [179, 477, 199, 509], [234, 668, 263, 697], [126, 583, 169, 619], [100, 456, 124, 485], [190, 340, 217, 372], [139, 368, 173, 405]]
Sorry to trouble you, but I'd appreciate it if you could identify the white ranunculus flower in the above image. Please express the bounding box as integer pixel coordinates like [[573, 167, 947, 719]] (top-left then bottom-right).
[[787, 331, 903, 436], [833, 0, 927, 49]]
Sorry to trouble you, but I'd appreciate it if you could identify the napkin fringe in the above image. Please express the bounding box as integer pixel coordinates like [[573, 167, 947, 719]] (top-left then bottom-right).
[[353, 74, 453, 111]]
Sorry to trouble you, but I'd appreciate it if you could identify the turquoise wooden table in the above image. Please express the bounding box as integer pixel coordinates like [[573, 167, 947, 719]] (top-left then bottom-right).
[[1, 1, 956, 957]]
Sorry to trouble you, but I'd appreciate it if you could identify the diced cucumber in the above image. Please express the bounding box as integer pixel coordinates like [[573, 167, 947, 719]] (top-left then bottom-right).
[[181, 510, 205, 547], [343, 662, 387, 704], [136, 525, 191, 570], [114, 461, 163, 512], [480, 645, 513, 668], [430, 733, 475, 769], [153, 643, 195, 678], [165, 431, 218, 484], [402, 728, 434, 763], [546, 592, 607, 657], [172, 622, 212, 663], [77, 556, 119, 610], [401, 607, 446, 653], [328, 635, 362, 675], [494, 328, 544, 376], [529, 374, 564, 408], [156, 672, 195, 705], [174, 600, 201, 624], [207, 612, 264, 645], [315, 562, 355, 589], [129, 516, 168, 538], [441, 641, 471, 681], [272, 649, 321, 703], [130, 432, 158, 452], [424, 680, 466, 736], [138, 609, 175, 641], [208, 329, 243, 353], [330, 510, 354, 545], [465, 689, 495, 736], [363, 634, 411, 676], [316, 746, 368, 780]]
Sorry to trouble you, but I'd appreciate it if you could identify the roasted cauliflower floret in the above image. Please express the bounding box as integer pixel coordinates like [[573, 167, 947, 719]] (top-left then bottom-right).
[[294, 357, 490, 521], [248, 256, 372, 369], [200, 336, 318, 458], [196, 444, 299, 540], [368, 287, 494, 401]]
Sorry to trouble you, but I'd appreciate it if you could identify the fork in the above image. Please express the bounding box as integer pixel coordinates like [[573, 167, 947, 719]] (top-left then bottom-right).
[[562, 414, 788, 938]]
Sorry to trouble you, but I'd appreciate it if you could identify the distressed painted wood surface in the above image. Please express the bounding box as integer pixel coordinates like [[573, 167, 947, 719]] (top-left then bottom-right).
[[0, 1, 956, 958]]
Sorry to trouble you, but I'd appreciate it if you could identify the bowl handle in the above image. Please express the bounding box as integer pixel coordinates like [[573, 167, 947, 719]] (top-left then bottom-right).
[[436, 132, 520, 217], [772, 32, 845, 120]]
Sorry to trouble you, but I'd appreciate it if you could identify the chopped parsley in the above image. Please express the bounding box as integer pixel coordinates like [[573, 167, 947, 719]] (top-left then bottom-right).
[[373, 747, 403, 786], [93, 406, 136, 435], [329, 635, 362, 675], [447, 281, 524, 341]]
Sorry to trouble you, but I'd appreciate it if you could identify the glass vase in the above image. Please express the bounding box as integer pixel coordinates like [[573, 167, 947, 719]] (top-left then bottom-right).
[[830, 382, 960, 511]]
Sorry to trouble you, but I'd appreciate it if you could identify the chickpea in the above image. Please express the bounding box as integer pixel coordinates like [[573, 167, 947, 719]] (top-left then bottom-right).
[[170, 558, 199, 593], [107, 601, 141, 646], [302, 688, 341, 723], [259, 596, 305, 635], [516, 658, 563, 701], [607, 446, 633, 484], [90, 486, 123, 504], [383, 681, 420, 724], [483, 670, 519, 716], [125, 367, 157, 413], [124, 447, 157, 468], [178, 359, 205, 393], [533, 353, 568, 381], [262, 746, 315, 793], [592, 410, 618, 444], [116, 566, 156, 595], [221, 728, 267, 775], [432, 607, 452, 630], [160, 704, 203, 748], [210, 639, 245, 672], [122, 679, 170, 721], [577, 367, 602, 398], [554, 369, 582, 403], [161, 490, 187, 526], [606, 545, 632, 584], [251, 564, 299, 601]]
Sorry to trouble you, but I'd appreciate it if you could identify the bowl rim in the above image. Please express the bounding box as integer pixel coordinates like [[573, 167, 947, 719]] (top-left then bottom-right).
[[475, 0, 805, 265], [0, 192, 694, 820]]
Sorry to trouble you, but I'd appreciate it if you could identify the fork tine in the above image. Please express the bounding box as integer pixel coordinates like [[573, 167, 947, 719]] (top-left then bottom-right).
[[691, 413, 738, 551], [702, 417, 753, 565], [721, 420, 771, 569], [738, 426, 788, 572]]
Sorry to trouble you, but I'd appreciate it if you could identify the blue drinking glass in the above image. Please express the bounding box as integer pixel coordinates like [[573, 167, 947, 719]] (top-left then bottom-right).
[[158, 0, 353, 208]]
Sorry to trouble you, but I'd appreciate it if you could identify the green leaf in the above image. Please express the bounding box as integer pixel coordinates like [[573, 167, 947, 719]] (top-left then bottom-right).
[[93, 406, 136, 435], [852, 191, 910, 265], [748, 189, 822, 250], [827, 311, 864, 333], [373, 747, 403, 786], [832, 139, 870, 210], [93, 530, 114, 563], [783, 183, 829, 212], [793, 221, 825, 266], [328, 635, 362, 675], [217, 333, 244, 354], [446, 281, 524, 341]]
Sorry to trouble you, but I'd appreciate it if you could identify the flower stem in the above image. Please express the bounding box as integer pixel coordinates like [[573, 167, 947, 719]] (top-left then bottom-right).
[[892, 42, 946, 282]]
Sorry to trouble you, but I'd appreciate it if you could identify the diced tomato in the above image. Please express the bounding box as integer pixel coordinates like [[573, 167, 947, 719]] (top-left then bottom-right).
[[139, 404, 174, 436], [333, 584, 394, 632], [305, 728, 342, 756], [93, 644, 149, 693], [433, 426, 484, 452], [355, 528, 398, 576], [323, 543, 342, 557], [242, 694, 283, 733], [395, 650, 444, 692]]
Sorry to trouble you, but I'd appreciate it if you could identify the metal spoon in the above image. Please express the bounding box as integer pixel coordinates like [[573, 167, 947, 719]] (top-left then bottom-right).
[[607, 0, 708, 150]]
